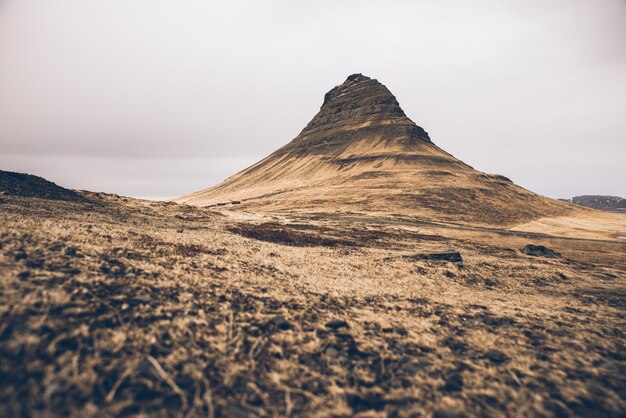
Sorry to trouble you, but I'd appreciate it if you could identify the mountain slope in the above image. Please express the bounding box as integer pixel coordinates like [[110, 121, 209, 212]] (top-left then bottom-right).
[[176, 74, 580, 227], [0, 170, 86, 202]]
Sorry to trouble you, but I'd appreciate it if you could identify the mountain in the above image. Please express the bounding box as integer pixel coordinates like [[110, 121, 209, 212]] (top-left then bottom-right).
[[0, 170, 86, 202], [176, 74, 578, 227], [569, 195, 626, 213]]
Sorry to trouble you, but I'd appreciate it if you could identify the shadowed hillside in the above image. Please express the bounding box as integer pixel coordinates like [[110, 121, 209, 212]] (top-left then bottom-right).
[[0, 170, 86, 202]]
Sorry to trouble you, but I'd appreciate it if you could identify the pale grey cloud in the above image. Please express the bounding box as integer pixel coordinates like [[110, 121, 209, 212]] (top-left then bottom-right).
[[0, 0, 624, 199]]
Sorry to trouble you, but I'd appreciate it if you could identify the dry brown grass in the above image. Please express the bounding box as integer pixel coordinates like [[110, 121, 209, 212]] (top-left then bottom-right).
[[0, 193, 625, 417]]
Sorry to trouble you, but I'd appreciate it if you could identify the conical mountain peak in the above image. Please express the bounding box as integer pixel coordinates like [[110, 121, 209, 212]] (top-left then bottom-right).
[[176, 74, 573, 228]]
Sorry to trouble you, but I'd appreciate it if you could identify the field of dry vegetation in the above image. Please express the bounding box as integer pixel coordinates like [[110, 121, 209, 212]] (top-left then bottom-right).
[[1, 193, 625, 417]]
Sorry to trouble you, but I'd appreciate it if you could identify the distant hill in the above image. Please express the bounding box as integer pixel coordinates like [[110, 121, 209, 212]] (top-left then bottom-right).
[[564, 195, 626, 213], [176, 73, 580, 228], [0, 170, 85, 202]]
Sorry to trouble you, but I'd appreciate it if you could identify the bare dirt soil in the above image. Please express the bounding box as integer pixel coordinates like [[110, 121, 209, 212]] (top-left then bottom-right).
[[1, 193, 624, 417]]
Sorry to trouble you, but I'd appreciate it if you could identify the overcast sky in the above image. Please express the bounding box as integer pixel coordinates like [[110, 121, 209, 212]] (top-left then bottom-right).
[[1, 0, 624, 199]]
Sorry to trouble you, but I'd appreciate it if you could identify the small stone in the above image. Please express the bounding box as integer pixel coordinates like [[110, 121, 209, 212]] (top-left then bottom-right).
[[325, 319, 349, 330], [346, 391, 385, 412], [442, 372, 463, 392], [25, 259, 44, 268], [484, 278, 497, 287], [64, 246, 79, 257], [486, 349, 509, 364], [15, 252, 27, 261], [268, 315, 291, 331]]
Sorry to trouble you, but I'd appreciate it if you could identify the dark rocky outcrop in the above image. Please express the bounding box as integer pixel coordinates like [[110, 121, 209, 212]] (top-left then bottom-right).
[[407, 252, 463, 263], [0, 170, 86, 202], [284, 73, 431, 155], [521, 244, 562, 259], [567, 195, 626, 213], [306, 73, 428, 138]]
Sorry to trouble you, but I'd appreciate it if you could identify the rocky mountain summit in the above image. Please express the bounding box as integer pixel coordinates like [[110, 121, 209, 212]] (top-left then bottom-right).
[[176, 74, 578, 227], [290, 73, 430, 151]]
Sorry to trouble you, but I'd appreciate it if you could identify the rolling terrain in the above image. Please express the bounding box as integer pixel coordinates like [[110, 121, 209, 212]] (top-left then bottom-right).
[[1, 74, 625, 417], [1, 190, 625, 417]]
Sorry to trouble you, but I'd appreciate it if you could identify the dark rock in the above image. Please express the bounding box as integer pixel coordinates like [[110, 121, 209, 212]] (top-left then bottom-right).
[[483, 278, 498, 287], [521, 244, 562, 259], [14, 252, 27, 261], [286, 74, 431, 160], [557, 273, 570, 281], [268, 315, 291, 331], [325, 319, 349, 330], [486, 349, 509, 364], [346, 391, 386, 412], [442, 372, 464, 392], [25, 259, 44, 268], [443, 337, 468, 354], [64, 246, 80, 257], [408, 252, 463, 263]]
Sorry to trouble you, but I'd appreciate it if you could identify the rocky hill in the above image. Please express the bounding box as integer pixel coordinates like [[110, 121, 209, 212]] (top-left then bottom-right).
[[0, 170, 85, 202], [569, 195, 626, 213], [176, 74, 579, 227]]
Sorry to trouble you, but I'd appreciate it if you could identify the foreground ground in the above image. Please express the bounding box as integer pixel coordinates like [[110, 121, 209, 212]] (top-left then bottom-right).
[[1, 193, 625, 417]]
